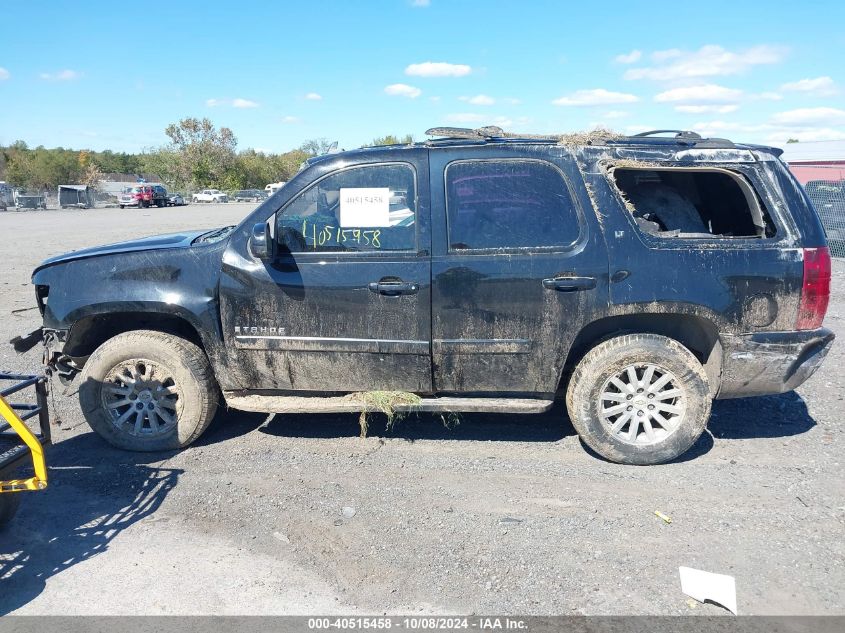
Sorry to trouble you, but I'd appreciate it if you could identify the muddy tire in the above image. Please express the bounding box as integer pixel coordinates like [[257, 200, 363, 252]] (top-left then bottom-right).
[[0, 492, 21, 529], [79, 330, 219, 452], [566, 333, 711, 465]]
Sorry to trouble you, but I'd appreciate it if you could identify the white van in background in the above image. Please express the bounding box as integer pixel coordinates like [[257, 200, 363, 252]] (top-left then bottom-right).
[[265, 181, 286, 196]]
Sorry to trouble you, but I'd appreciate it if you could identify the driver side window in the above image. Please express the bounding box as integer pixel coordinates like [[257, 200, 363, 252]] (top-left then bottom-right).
[[276, 163, 417, 253]]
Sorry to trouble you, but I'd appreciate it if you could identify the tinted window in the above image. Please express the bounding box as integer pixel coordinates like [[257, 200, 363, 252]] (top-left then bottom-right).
[[445, 160, 580, 250], [277, 164, 416, 253]]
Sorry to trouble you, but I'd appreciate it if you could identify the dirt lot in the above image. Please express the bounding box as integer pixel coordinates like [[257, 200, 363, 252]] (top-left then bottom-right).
[[0, 204, 843, 616]]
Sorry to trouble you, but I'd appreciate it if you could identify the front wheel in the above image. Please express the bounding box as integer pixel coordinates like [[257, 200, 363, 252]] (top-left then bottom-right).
[[79, 330, 219, 451], [566, 333, 711, 465]]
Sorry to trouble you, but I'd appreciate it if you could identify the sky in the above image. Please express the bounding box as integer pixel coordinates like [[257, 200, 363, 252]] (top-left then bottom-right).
[[1, 0, 845, 154]]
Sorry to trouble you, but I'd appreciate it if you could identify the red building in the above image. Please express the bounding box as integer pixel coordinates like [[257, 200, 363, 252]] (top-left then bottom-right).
[[780, 140, 845, 184]]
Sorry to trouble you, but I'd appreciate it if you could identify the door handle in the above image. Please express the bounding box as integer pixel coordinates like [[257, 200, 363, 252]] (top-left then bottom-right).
[[368, 280, 420, 296], [542, 276, 597, 292]]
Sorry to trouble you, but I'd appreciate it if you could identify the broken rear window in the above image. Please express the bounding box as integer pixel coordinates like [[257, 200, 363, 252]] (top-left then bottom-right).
[[611, 167, 775, 239]]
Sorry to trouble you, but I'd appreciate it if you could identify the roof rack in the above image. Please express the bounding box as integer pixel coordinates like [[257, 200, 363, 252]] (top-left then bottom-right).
[[423, 125, 737, 149], [632, 130, 703, 140], [425, 126, 506, 139]]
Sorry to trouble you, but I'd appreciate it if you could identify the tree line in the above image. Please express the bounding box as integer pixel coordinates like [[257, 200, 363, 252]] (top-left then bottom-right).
[[0, 118, 414, 193]]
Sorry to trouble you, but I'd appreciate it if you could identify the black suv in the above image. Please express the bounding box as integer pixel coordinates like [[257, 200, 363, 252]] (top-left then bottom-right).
[[12, 127, 835, 464]]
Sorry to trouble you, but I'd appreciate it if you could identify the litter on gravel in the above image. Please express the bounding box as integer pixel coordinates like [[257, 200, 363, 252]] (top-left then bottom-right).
[[679, 566, 738, 615]]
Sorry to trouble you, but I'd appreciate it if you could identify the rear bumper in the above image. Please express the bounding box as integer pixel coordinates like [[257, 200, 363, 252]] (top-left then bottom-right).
[[717, 327, 835, 399]]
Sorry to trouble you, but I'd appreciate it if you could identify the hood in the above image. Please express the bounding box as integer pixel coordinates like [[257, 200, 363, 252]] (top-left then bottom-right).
[[35, 229, 209, 272]]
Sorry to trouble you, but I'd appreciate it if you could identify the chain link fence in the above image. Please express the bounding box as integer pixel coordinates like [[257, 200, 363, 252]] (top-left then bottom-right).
[[789, 164, 845, 258]]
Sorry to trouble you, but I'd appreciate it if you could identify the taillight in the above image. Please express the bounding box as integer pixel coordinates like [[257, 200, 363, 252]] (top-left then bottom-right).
[[796, 247, 831, 330]]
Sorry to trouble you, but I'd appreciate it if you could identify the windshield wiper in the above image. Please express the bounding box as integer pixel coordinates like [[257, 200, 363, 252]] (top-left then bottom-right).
[[194, 226, 236, 244]]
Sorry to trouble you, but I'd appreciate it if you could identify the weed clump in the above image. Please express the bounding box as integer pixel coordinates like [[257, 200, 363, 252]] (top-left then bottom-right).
[[348, 391, 423, 438]]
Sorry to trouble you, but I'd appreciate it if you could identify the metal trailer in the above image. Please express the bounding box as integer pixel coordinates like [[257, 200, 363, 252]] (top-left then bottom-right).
[[13, 192, 47, 210], [0, 373, 50, 528], [58, 184, 95, 209], [0, 182, 15, 210]]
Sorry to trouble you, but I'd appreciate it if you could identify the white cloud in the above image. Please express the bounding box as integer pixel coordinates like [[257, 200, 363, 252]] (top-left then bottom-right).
[[771, 107, 845, 127], [759, 91, 783, 101], [624, 45, 785, 81], [405, 61, 472, 77], [445, 112, 485, 123], [459, 94, 495, 106], [281, 115, 301, 124], [305, 92, 322, 101], [651, 49, 682, 62], [552, 88, 639, 106], [233, 98, 259, 108], [691, 119, 845, 144], [429, 96, 441, 102], [601, 110, 629, 119], [411, 0, 430, 6], [0, 67, 9, 80], [206, 98, 259, 108], [39, 69, 80, 81], [442, 113, 527, 129], [384, 83, 422, 98], [504, 97, 522, 105], [767, 128, 845, 142], [654, 84, 743, 104], [675, 104, 739, 114], [614, 50, 642, 64], [780, 76, 838, 96]]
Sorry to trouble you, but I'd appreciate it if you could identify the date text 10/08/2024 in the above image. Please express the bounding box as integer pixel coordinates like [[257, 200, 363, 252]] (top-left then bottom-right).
[[307, 616, 529, 630]]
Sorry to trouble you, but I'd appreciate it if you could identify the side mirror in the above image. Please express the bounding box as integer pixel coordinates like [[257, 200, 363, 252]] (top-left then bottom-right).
[[248, 222, 273, 260]]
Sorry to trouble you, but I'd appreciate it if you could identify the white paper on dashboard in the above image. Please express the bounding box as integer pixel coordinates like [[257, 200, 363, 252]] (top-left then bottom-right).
[[339, 187, 390, 227]]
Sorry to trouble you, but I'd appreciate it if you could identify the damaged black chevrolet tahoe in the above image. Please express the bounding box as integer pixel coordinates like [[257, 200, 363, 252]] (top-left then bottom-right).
[[12, 127, 835, 464]]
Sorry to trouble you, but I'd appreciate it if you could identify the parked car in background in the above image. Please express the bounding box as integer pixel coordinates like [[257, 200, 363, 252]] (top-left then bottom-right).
[[264, 181, 286, 196], [233, 189, 267, 202], [119, 185, 167, 209], [167, 193, 187, 207], [192, 189, 228, 203]]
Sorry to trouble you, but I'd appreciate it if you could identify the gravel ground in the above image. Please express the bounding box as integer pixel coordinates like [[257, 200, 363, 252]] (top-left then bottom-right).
[[0, 204, 843, 616]]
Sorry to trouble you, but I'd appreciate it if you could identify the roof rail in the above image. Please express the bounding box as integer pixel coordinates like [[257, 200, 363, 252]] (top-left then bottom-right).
[[425, 126, 506, 139], [632, 130, 703, 140], [423, 125, 736, 148]]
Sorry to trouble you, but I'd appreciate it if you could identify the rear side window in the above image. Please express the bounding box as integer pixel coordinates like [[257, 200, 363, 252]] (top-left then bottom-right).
[[445, 159, 580, 251], [277, 163, 416, 253], [611, 167, 776, 239]]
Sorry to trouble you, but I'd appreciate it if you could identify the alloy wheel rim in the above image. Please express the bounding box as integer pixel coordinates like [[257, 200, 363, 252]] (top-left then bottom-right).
[[599, 363, 685, 446], [101, 359, 181, 437]]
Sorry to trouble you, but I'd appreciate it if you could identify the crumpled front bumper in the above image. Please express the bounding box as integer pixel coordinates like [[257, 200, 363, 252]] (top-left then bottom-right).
[[10, 328, 78, 384], [717, 327, 835, 399]]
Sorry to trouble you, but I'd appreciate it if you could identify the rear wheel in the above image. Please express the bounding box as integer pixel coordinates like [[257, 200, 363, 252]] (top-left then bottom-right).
[[566, 333, 711, 465], [0, 493, 21, 529], [79, 330, 219, 451]]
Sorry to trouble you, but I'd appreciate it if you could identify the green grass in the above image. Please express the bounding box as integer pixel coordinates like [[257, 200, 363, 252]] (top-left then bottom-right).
[[353, 391, 423, 438]]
